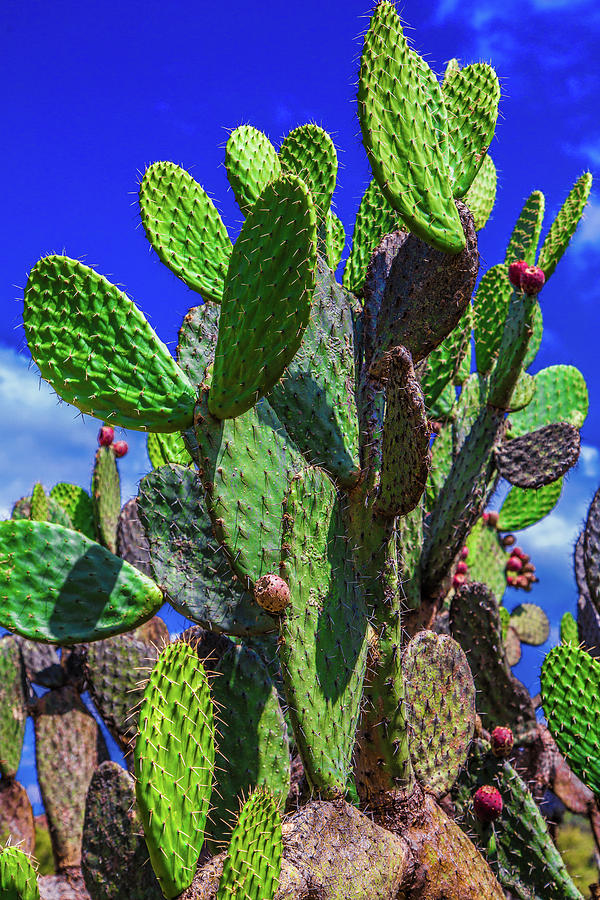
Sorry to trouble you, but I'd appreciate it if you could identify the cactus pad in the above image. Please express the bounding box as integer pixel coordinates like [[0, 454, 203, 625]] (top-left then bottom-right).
[[509, 603, 550, 646], [225, 125, 281, 215], [507, 365, 588, 437], [176, 301, 220, 389], [538, 171, 592, 279], [0, 779, 35, 855], [92, 445, 121, 554], [0, 847, 39, 900], [0, 637, 27, 778], [278, 124, 337, 221], [473, 263, 512, 376], [505, 190, 545, 266], [216, 788, 282, 900], [342, 178, 402, 295], [561, 611, 578, 645], [497, 479, 563, 533], [464, 153, 497, 230], [494, 423, 580, 489], [139, 161, 232, 302], [24, 256, 196, 431], [116, 498, 152, 576], [49, 483, 95, 540], [464, 518, 507, 604], [0, 520, 163, 644]]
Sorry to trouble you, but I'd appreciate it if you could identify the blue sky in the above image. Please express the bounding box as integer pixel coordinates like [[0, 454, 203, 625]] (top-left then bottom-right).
[[1, 0, 599, 814]]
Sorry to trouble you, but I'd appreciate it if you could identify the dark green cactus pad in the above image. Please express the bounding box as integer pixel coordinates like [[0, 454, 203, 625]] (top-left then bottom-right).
[[193, 393, 304, 587], [522, 302, 543, 371], [442, 63, 500, 199], [92, 446, 120, 555], [396, 502, 424, 611], [139, 161, 232, 302], [420, 304, 472, 410], [208, 174, 317, 419], [0, 637, 28, 778], [541, 644, 600, 796], [49, 483, 95, 540], [342, 177, 403, 295], [30, 483, 47, 521], [509, 603, 550, 646], [452, 372, 485, 456], [464, 153, 497, 230], [278, 124, 337, 221], [267, 260, 360, 488], [576, 531, 600, 658], [11, 494, 71, 529], [24, 256, 195, 431], [450, 582, 537, 741], [358, 2, 464, 253], [504, 625, 522, 667], [537, 171, 592, 279], [138, 463, 275, 634], [147, 431, 193, 470], [560, 611, 578, 645], [425, 424, 453, 513], [495, 423, 580, 489], [82, 761, 162, 900], [216, 788, 282, 900], [473, 263, 512, 376], [116, 498, 152, 576], [225, 125, 281, 215], [403, 631, 476, 798], [279, 466, 367, 797], [583, 486, 600, 612], [507, 365, 588, 437], [464, 518, 507, 605], [135, 639, 215, 899], [86, 631, 160, 760], [505, 370, 535, 412], [186, 630, 290, 846], [374, 346, 430, 517], [505, 190, 545, 266], [325, 210, 345, 270], [453, 740, 583, 900], [497, 479, 563, 533], [176, 301, 220, 389], [0, 847, 39, 900], [0, 520, 163, 644], [35, 685, 104, 871], [0, 779, 35, 856]]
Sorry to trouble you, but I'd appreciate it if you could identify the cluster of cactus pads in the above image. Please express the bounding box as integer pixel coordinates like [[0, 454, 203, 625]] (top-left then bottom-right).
[[1, 2, 597, 897]]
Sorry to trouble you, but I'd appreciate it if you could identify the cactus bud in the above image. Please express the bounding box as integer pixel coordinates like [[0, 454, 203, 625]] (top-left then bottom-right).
[[456, 561, 468, 575], [506, 556, 522, 572], [490, 726, 514, 758], [112, 440, 128, 458], [98, 425, 114, 447], [508, 260, 528, 289], [521, 265, 545, 295], [473, 785, 503, 824], [253, 573, 291, 613], [501, 534, 516, 548], [453, 573, 467, 589], [460, 546, 469, 560], [486, 511, 499, 529]]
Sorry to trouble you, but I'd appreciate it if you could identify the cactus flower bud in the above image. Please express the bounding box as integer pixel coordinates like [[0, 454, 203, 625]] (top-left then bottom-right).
[[254, 573, 291, 613], [473, 785, 503, 824]]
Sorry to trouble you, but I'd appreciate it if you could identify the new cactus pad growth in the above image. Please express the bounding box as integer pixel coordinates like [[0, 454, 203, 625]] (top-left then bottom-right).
[[1, 3, 596, 897]]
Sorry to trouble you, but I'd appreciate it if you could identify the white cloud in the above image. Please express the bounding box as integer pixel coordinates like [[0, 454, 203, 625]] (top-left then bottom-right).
[[521, 511, 580, 555], [25, 783, 41, 806], [580, 444, 600, 479], [0, 345, 150, 520]]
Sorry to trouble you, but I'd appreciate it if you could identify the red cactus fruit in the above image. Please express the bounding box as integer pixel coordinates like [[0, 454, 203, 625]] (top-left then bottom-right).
[[511, 547, 527, 560], [452, 573, 467, 589], [460, 546, 469, 560], [506, 574, 517, 587], [491, 726, 514, 758], [508, 260, 528, 289], [456, 561, 468, 575], [521, 265, 545, 295], [253, 573, 291, 613], [473, 785, 503, 824], [482, 512, 489, 523], [506, 556, 522, 572], [112, 440, 128, 458], [486, 511, 499, 528], [98, 425, 114, 447], [517, 575, 530, 589]]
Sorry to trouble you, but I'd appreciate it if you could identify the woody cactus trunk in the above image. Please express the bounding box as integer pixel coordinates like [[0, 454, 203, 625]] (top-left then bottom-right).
[[0, 2, 595, 898]]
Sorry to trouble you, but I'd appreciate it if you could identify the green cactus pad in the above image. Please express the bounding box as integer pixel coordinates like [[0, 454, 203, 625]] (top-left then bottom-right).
[[505, 190, 545, 266], [35, 685, 105, 870], [0, 847, 39, 900], [538, 171, 593, 279], [442, 63, 500, 199], [30, 483, 47, 521], [450, 583, 537, 741], [147, 430, 192, 469], [403, 631, 476, 798], [216, 789, 282, 900], [0, 520, 163, 644], [225, 125, 281, 215], [49, 483, 95, 540], [325, 210, 345, 270], [279, 467, 368, 797], [342, 177, 403, 295], [425, 423, 453, 513], [507, 365, 588, 437], [541, 644, 600, 796], [473, 263, 512, 376], [358, 2, 465, 254], [187, 631, 290, 846], [11, 494, 71, 529], [24, 256, 196, 431], [505, 371, 535, 413], [0, 637, 28, 779], [495, 423, 580, 489], [135, 639, 215, 898], [176, 301, 220, 389], [267, 260, 360, 487], [139, 161, 232, 302], [375, 347, 430, 517], [278, 124, 337, 221], [92, 445, 121, 554], [193, 394, 304, 586], [116, 498, 152, 576], [82, 761, 162, 900], [138, 464, 275, 635], [522, 302, 543, 371], [561, 611, 578, 645], [509, 603, 550, 646], [86, 632, 160, 760], [396, 502, 424, 610], [498, 605, 510, 641], [497, 479, 563, 533], [454, 741, 583, 900], [208, 174, 317, 419], [420, 305, 472, 410], [464, 153, 497, 230], [464, 518, 507, 605]]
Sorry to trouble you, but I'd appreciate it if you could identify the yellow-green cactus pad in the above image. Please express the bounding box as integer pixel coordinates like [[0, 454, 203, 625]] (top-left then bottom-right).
[[464, 153, 497, 230], [278, 124, 337, 221], [0, 847, 39, 900], [538, 172, 592, 279], [225, 125, 281, 215], [507, 365, 588, 438], [216, 789, 282, 900], [497, 479, 563, 533], [505, 190, 545, 266]]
